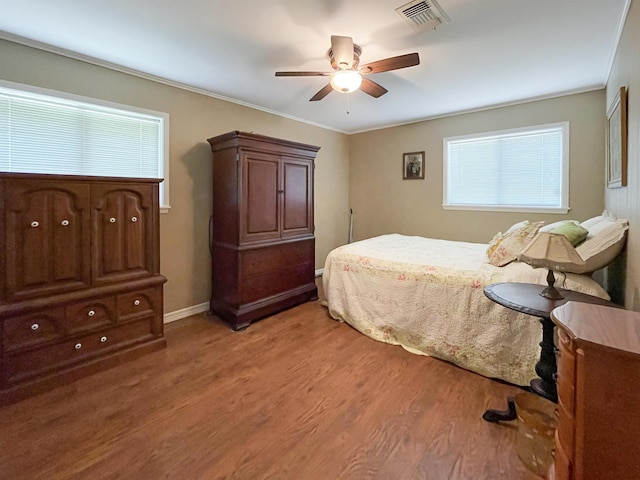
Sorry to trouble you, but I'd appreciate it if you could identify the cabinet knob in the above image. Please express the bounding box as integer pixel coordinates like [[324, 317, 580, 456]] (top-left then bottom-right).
[[75, 343, 82, 350], [109, 217, 116, 223], [134, 299, 141, 306], [131, 216, 138, 223], [61, 219, 70, 226], [31, 323, 39, 331], [88, 310, 96, 317], [30, 221, 39, 228], [100, 336, 108, 343]]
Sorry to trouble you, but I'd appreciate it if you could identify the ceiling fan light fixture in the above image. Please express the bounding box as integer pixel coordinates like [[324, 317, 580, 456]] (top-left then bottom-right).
[[330, 70, 362, 93]]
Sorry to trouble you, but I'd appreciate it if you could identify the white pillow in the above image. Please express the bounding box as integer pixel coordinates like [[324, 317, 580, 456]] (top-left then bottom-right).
[[566, 218, 629, 274]]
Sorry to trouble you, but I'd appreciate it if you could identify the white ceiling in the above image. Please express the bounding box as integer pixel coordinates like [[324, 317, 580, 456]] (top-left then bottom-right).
[[0, 0, 631, 134]]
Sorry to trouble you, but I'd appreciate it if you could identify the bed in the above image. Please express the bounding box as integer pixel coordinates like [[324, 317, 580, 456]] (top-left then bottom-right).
[[322, 214, 628, 386]]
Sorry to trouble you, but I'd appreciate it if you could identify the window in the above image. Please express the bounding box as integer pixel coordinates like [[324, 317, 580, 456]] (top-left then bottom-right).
[[0, 80, 170, 211], [443, 122, 569, 213]]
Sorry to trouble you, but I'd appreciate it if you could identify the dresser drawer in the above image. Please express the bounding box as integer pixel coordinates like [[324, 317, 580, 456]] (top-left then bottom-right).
[[557, 376, 575, 415], [241, 262, 314, 303], [3, 308, 66, 352], [3, 319, 154, 384], [554, 431, 571, 480], [241, 241, 313, 277], [556, 399, 574, 458], [556, 331, 576, 386], [117, 287, 159, 322], [66, 297, 116, 333]]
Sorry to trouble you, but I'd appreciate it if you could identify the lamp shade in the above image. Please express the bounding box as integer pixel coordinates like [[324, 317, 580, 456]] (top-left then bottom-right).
[[329, 70, 362, 93], [518, 232, 586, 271]]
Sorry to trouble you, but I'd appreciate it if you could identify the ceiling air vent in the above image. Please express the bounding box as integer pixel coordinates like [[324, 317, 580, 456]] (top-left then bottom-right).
[[396, 0, 451, 33]]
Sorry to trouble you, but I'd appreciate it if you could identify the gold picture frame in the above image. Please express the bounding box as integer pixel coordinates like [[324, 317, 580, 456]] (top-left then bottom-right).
[[606, 86, 627, 188], [403, 151, 425, 180]]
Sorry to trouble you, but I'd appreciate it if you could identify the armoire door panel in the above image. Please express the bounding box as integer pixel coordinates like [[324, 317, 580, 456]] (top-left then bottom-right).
[[4, 182, 91, 300], [240, 153, 280, 244], [282, 159, 313, 238], [91, 185, 154, 284]]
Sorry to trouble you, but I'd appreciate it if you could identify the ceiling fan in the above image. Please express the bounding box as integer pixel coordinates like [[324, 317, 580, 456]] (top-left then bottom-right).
[[275, 35, 420, 101]]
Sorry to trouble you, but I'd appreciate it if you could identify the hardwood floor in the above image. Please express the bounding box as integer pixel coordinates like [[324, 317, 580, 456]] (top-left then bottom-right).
[[0, 300, 541, 480]]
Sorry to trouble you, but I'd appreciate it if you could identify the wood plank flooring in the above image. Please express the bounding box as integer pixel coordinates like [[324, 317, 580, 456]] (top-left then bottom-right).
[[0, 300, 541, 480]]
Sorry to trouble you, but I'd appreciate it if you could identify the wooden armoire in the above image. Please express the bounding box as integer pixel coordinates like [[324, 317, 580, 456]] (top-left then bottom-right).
[[207, 131, 319, 330], [0, 173, 166, 404]]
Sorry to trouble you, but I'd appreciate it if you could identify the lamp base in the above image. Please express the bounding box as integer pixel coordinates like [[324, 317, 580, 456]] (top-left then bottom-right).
[[539, 269, 564, 300]]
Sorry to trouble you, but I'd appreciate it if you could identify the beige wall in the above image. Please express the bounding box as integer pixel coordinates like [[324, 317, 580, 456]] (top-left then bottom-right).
[[348, 91, 606, 244], [0, 39, 350, 314], [606, 0, 640, 310]]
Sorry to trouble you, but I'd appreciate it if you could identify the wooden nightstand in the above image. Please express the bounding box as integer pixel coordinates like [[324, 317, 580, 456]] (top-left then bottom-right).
[[549, 301, 640, 480]]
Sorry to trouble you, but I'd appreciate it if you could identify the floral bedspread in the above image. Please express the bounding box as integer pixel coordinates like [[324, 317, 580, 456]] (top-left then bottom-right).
[[322, 234, 609, 386]]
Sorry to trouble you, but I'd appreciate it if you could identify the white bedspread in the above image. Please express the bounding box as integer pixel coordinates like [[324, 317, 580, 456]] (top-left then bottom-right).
[[322, 234, 610, 386]]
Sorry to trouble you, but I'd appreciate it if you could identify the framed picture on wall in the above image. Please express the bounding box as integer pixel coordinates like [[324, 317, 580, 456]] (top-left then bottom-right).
[[606, 86, 627, 188], [403, 151, 425, 180]]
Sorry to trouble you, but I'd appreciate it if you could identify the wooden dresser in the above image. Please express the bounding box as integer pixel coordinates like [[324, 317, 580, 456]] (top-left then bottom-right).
[[207, 131, 319, 330], [0, 173, 166, 404], [549, 301, 640, 479]]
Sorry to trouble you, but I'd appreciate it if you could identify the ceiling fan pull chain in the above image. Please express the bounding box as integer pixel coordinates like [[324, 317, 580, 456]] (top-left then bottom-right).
[[347, 92, 351, 115]]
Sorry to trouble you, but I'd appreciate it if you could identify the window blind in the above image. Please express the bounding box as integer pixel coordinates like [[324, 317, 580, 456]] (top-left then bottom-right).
[[444, 123, 569, 213], [0, 83, 168, 208]]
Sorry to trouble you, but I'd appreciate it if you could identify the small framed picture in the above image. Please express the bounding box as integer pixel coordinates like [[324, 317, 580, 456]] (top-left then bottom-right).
[[403, 151, 425, 180]]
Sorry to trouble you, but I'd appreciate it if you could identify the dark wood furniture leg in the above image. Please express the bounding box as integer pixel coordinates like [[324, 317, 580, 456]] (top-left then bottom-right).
[[482, 396, 517, 423], [530, 315, 558, 402]]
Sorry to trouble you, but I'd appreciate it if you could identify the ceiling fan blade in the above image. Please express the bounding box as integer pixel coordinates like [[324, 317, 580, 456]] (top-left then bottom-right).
[[309, 84, 333, 102], [360, 78, 388, 98], [359, 53, 420, 74], [330, 35, 354, 70], [275, 71, 330, 77]]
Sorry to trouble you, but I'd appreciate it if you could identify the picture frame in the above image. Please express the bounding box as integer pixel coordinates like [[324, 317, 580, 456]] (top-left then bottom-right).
[[403, 151, 425, 180], [606, 86, 627, 188]]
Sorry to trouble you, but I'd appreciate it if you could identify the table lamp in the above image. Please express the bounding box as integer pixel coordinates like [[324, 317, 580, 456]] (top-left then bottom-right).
[[517, 232, 586, 300]]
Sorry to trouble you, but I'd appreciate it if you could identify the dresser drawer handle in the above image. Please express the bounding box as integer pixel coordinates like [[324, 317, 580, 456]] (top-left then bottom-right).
[[134, 299, 141, 306], [31, 323, 39, 331], [88, 310, 95, 317], [75, 343, 82, 350], [131, 216, 138, 223], [61, 219, 70, 226], [100, 336, 108, 343], [109, 217, 116, 223], [30, 221, 39, 228]]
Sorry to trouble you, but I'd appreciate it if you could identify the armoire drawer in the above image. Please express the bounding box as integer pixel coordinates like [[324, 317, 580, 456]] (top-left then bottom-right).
[[3, 319, 154, 384], [241, 263, 314, 303], [241, 241, 313, 277], [3, 308, 66, 352], [66, 296, 116, 333], [117, 287, 159, 322]]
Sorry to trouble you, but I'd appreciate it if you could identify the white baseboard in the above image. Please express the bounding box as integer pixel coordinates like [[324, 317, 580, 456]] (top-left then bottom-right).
[[164, 273, 324, 323], [164, 302, 209, 324]]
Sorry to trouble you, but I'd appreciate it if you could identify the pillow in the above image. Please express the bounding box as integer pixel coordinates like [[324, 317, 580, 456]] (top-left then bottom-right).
[[486, 231, 504, 258], [566, 218, 629, 274], [540, 220, 579, 233], [489, 222, 544, 267], [486, 220, 531, 258], [550, 222, 588, 247], [505, 220, 530, 236]]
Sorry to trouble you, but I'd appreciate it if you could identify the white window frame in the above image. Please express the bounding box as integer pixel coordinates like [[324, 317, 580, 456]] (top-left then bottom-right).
[[442, 122, 570, 214], [0, 79, 170, 213]]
